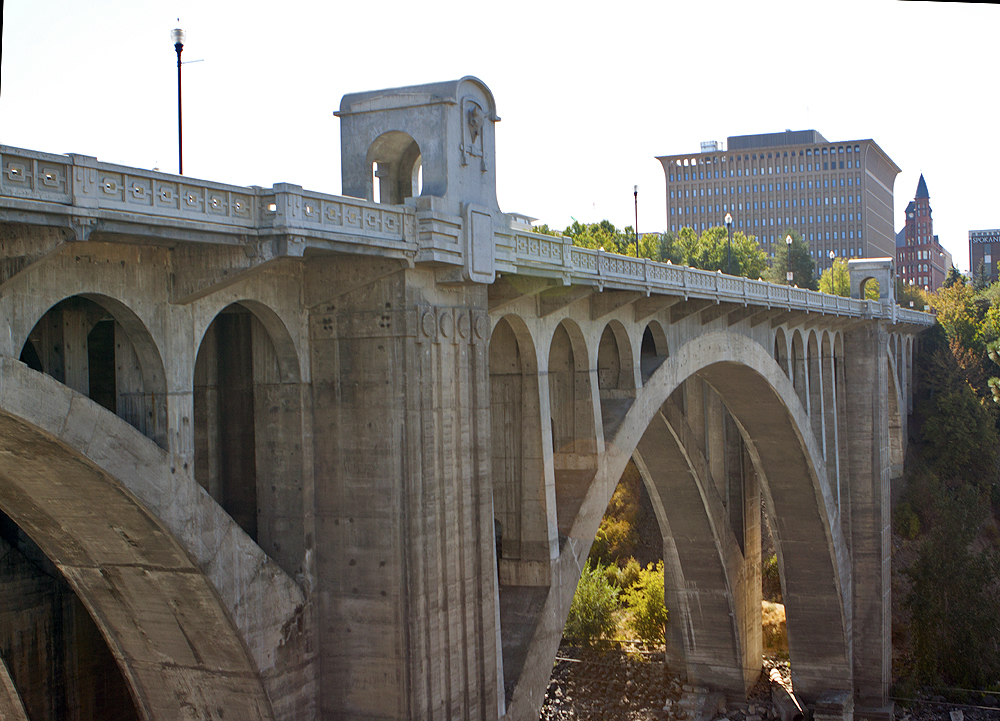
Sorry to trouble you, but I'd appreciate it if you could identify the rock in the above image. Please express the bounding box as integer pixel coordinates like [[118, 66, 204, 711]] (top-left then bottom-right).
[[985, 696, 998, 707], [949, 711, 963, 721]]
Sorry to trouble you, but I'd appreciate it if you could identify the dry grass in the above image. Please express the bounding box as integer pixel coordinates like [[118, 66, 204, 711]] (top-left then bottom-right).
[[762, 601, 788, 655]]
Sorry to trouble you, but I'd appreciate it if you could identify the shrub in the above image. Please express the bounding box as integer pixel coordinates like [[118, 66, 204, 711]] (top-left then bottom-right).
[[565, 561, 619, 649], [603, 556, 641, 590], [621, 561, 668, 647]]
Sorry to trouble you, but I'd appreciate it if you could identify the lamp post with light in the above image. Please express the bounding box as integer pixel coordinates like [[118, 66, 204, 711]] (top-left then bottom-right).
[[785, 235, 793, 285], [633, 185, 639, 257], [829, 250, 837, 295], [725, 212, 733, 275], [171, 26, 185, 175]]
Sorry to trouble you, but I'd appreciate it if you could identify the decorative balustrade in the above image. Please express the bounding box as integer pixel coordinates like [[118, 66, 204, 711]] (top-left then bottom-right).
[[0, 145, 413, 245], [0, 145, 936, 326], [506, 229, 935, 326]]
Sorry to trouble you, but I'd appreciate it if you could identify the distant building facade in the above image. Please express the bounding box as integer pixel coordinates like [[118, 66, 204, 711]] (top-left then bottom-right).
[[656, 130, 900, 271], [895, 174, 950, 292], [970, 229, 1000, 285]]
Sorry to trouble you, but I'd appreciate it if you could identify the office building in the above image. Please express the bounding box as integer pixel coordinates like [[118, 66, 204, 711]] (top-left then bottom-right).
[[895, 174, 950, 292], [970, 229, 1000, 285], [657, 130, 900, 270]]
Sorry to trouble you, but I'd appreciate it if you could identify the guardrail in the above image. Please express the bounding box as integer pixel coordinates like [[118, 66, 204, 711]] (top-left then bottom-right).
[[0, 145, 936, 326], [507, 229, 935, 326], [0, 145, 414, 244]]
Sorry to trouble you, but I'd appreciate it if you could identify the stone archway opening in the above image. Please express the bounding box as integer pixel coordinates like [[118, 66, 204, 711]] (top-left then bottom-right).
[[488, 316, 550, 711], [193, 302, 304, 577], [640, 321, 669, 384], [19, 295, 168, 449], [366, 131, 422, 204]]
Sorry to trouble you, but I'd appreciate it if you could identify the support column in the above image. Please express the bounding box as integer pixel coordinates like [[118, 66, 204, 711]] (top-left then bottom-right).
[[309, 258, 498, 721], [844, 322, 892, 716]]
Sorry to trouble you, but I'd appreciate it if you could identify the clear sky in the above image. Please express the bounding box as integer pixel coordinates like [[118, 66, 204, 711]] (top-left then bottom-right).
[[2, 0, 996, 271]]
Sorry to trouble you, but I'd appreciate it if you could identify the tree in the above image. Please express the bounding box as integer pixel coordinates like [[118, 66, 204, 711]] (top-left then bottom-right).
[[621, 561, 668, 647], [896, 279, 928, 309], [930, 276, 979, 352], [767, 229, 817, 290], [973, 260, 991, 291], [942, 265, 964, 288], [564, 561, 620, 649], [818, 257, 851, 297], [531, 223, 561, 237], [673, 226, 768, 279], [905, 484, 1000, 688]]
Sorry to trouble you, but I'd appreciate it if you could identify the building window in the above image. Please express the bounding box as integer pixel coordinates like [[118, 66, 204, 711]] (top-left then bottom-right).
[[824, 179, 829, 188]]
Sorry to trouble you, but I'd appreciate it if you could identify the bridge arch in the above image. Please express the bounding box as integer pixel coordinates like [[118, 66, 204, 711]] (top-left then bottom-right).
[[18, 293, 168, 449], [571, 330, 851, 702], [193, 300, 306, 577], [488, 314, 552, 584], [640, 320, 669, 384], [0, 390, 274, 719]]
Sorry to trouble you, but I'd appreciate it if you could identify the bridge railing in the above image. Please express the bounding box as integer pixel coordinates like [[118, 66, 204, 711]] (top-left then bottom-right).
[[0, 145, 414, 245], [504, 228, 935, 325], [0, 145, 937, 326]]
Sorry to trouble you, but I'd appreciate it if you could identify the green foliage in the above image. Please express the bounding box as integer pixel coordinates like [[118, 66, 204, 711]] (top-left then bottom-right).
[[532, 223, 561, 236], [562, 219, 680, 262], [621, 561, 667, 647], [565, 561, 620, 649], [930, 276, 980, 352], [974, 260, 992, 291], [590, 517, 637, 566], [919, 345, 998, 483], [904, 485, 1000, 688], [897, 279, 929, 309], [942, 265, 965, 288], [588, 467, 642, 566], [818, 258, 850, 297], [766, 229, 817, 290], [603, 556, 642, 590], [894, 502, 921, 540], [673, 226, 768, 279], [761, 553, 782, 603]]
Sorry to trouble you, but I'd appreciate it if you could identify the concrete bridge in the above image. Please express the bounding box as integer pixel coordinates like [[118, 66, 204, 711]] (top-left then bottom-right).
[[0, 77, 930, 721]]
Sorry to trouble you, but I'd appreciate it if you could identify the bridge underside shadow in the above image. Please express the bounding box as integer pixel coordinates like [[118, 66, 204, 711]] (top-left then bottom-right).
[[0, 410, 274, 720]]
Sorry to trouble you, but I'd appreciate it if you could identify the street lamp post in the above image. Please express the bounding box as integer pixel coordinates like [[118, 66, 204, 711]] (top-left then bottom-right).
[[171, 27, 185, 175], [785, 235, 793, 285], [633, 185, 639, 258], [829, 250, 837, 295], [725, 212, 733, 275]]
